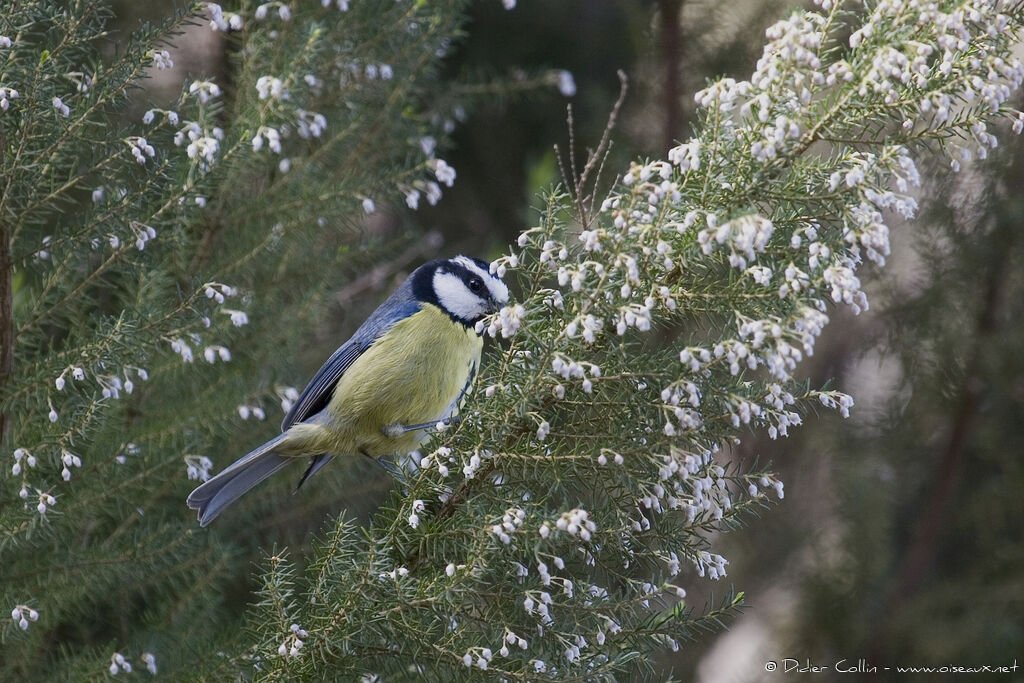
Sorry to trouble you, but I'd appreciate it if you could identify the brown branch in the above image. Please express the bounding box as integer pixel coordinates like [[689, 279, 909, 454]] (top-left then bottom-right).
[[578, 72, 628, 213], [869, 161, 1018, 664], [555, 71, 628, 230], [889, 242, 1007, 591], [334, 230, 443, 304], [658, 0, 684, 151]]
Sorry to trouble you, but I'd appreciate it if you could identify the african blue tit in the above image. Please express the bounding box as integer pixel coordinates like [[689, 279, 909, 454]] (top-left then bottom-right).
[[187, 256, 509, 526]]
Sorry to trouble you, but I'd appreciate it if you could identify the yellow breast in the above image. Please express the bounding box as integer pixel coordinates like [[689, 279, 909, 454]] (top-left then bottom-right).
[[321, 303, 483, 457]]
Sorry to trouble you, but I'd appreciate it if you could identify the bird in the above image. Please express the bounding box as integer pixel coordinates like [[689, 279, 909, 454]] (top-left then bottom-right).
[[187, 255, 509, 526]]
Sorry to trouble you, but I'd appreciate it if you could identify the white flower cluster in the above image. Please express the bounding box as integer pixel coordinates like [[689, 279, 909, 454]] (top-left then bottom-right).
[[32, 235, 51, 261], [206, 2, 243, 31], [223, 308, 249, 327], [549, 354, 601, 396], [11, 448, 37, 475], [696, 213, 774, 269], [106, 652, 157, 675], [255, 2, 292, 21], [461, 633, 528, 671], [169, 336, 197, 363], [202, 345, 232, 363], [184, 454, 214, 482], [660, 381, 702, 435], [461, 449, 490, 479], [379, 566, 409, 581], [362, 63, 394, 80], [50, 96, 70, 117], [109, 652, 132, 675], [489, 507, 525, 544], [814, 389, 854, 418], [595, 448, 624, 467], [399, 133, 459, 211], [174, 116, 224, 171], [501, 629, 529, 656], [407, 499, 425, 528], [151, 49, 173, 70], [419, 445, 454, 477], [202, 282, 231, 304], [32, 490, 56, 515], [432, 159, 456, 186], [278, 386, 300, 413], [761, 382, 799, 439], [748, 474, 786, 499], [628, 449, 748, 530], [562, 313, 602, 344], [60, 449, 82, 481], [537, 508, 595, 542], [115, 442, 141, 465], [478, 303, 525, 339], [252, 126, 282, 153], [295, 109, 327, 138], [0, 86, 19, 112], [667, 140, 701, 171], [277, 623, 308, 658], [556, 70, 576, 97], [461, 647, 492, 670], [237, 404, 266, 420], [10, 605, 39, 630], [521, 589, 554, 625], [124, 136, 155, 164], [256, 75, 286, 101], [187, 79, 221, 104], [142, 108, 179, 126], [404, 179, 445, 209], [693, 550, 729, 580]]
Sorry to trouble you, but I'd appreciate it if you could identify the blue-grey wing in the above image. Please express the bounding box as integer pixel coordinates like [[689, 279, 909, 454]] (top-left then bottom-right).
[[281, 341, 364, 429], [281, 280, 421, 430]]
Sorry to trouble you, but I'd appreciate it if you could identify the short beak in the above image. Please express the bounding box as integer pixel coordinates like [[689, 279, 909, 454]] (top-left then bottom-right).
[[487, 296, 500, 313]]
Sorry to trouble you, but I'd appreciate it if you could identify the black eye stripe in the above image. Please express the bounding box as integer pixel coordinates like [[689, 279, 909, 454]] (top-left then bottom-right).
[[437, 258, 496, 297]]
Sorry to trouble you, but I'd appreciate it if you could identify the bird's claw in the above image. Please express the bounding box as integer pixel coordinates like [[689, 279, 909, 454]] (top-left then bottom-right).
[[381, 416, 460, 438]]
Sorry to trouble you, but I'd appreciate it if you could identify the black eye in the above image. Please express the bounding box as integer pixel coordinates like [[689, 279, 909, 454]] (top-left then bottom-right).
[[468, 278, 483, 293]]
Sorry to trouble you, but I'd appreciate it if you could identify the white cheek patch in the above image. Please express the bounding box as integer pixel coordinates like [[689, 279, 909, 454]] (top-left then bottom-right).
[[433, 271, 485, 321], [485, 275, 509, 305], [454, 255, 510, 305]]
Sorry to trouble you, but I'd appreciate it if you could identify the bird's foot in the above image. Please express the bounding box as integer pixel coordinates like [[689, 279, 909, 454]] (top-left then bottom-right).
[[381, 416, 460, 438]]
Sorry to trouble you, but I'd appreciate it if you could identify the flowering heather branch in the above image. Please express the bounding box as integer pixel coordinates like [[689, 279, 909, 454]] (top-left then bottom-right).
[[0, 0, 487, 676], [239, 1, 1024, 679]]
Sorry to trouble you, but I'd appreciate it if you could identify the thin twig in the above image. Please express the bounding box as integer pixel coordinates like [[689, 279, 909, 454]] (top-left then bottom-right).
[[334, 231, 444, 304], [577, 70, 629, 228]]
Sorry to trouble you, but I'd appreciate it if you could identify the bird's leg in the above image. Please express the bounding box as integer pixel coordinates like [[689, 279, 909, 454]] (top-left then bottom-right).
[[381, 423, 406, 439], [381, 415, 461, 438]]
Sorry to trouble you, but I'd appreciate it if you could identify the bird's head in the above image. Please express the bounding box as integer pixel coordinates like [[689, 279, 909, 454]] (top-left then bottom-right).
[[413, 255, 510, 326]]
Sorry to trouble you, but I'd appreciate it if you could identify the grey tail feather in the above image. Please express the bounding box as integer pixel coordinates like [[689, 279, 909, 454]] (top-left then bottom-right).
[[295, 454, 334, 492], [187, 433, 294, 526]]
